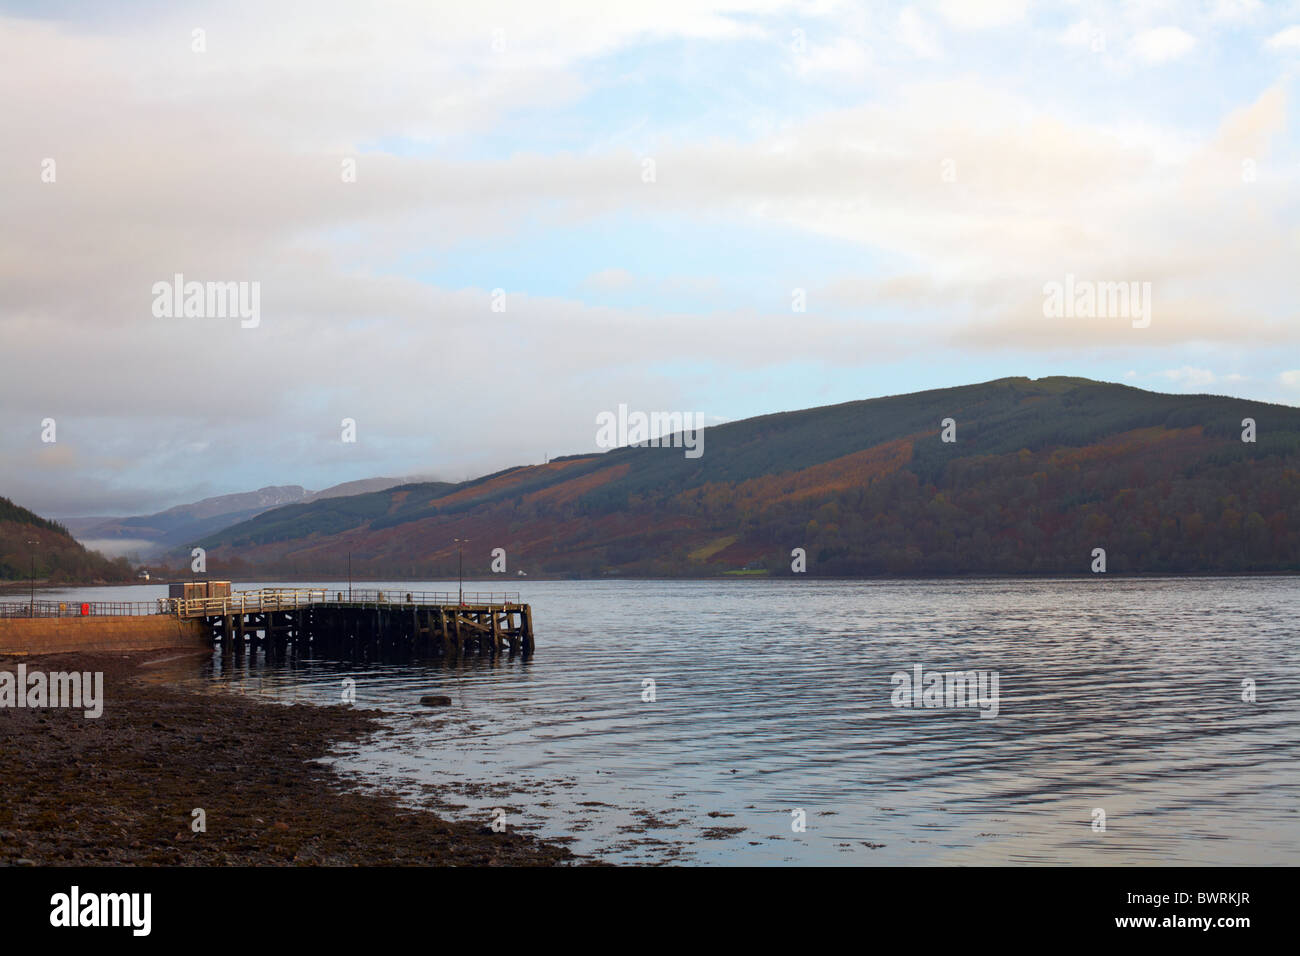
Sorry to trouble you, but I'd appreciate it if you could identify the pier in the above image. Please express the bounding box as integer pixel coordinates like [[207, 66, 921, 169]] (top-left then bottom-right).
[[174, 588, 535, 660], [0, 589, 535, 660]]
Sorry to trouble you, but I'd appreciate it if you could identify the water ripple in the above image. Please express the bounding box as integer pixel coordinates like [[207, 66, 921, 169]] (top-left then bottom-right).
[[88, 576, 1300, 865]]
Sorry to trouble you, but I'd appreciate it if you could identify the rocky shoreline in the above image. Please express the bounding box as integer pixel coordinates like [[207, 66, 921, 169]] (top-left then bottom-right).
[[0, 651, 575, 866]]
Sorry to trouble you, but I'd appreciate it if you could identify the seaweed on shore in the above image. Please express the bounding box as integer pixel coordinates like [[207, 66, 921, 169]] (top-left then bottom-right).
[[0, 652, 576, 867]]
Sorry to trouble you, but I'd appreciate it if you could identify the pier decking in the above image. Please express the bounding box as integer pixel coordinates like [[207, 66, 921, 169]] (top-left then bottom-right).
[[0, 589, 535, 659]]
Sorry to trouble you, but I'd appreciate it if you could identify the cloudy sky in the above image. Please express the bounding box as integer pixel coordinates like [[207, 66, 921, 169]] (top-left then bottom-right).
[[2, 0, 1298, 516]]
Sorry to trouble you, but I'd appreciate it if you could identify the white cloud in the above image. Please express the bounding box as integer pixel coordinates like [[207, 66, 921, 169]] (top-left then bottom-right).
[[1265, 26, 1300, 51], [1281, 370, 1300, 388], [1131, 27, 1197, 63], [936, 0, 1027, 30], [1059, 19, 1107, 53], [898, 6, 943, 59], [1161, 367, 1219, 388], [1158, 369, 1245, 389], [793, 36, 871, 78], [1211, 0, 1261, 22]]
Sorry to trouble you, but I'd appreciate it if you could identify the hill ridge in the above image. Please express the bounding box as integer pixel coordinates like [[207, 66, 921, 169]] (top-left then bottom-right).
[[188, 377, 1300, 577]]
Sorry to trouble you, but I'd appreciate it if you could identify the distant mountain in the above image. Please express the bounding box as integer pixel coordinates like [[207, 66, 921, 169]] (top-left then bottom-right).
[[61, 485, 313, 557], [0, 496, 134, 584], [62, 478, 405, 558], [309, 477, 405, 501], [194, 377, 1300, 577]]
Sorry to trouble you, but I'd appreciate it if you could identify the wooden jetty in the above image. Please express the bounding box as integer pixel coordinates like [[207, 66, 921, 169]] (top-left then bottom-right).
[[172, 588, 535, 660]]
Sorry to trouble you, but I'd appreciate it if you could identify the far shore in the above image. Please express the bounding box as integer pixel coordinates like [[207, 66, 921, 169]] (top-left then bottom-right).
[[0, 579, 131, 593], [5, 569, 1299, 593]]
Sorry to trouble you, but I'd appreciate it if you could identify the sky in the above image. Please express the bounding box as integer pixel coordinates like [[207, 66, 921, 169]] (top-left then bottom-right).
[[1, 0, 1298, 517]]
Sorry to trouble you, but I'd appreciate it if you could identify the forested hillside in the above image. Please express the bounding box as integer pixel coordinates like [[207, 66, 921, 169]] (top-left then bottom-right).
[[193, 377, 1300, 577], [0, 497, 135, 584]]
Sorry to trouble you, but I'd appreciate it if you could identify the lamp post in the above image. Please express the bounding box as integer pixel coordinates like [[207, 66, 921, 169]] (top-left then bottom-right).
[[27, 539, 38, 617], [454, 538, 468, 605], [347, 551, 352, 602]]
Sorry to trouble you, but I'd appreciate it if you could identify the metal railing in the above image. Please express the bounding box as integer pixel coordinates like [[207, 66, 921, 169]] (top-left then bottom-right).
[[0, 600, 171, 618], [342, 589, 521, 606], [171, 588, 523, 618], [0, 590, 526, 621]]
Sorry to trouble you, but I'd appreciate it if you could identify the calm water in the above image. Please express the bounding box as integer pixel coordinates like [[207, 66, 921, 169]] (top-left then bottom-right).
[[44, 577, 1300, 865]]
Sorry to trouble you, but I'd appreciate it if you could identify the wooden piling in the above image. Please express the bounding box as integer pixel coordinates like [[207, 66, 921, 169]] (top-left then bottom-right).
[[521, 605, 534, 654]]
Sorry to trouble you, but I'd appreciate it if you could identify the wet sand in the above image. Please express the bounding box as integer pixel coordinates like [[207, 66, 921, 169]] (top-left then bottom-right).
[[0, 651, 575, 866]]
